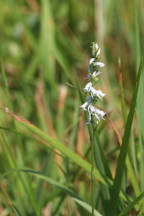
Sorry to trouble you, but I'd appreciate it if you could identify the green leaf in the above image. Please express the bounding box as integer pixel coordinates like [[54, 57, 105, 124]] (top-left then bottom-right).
[[134, 0, 144, 195], [73, 198, 103, 216], [2, 168, 103, 216], [109, 59, 143, 215], [118, 192, 144, 216], [5, 108, 108, 186], [40, 0, 56, 87]]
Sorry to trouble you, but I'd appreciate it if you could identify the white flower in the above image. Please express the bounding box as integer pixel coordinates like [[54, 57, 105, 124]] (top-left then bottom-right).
[[88, 71, 101, 79], [89, 58, 95, 64], [80, 101, 89, 111], [83, 82, 105, 100], [80, 96, 92, 111], [94, 62, 105, 67], [93, 89, 105, 100], [89, 87, 105, 100], [88, 104, 97, 114], [93, 43, 99, 53], [94, 108, 106, 121], [92, 43, 101, 58], [95, 43, 99, 50], [83, 82, 92, 93], [87, 105, 106, 123], [96, 48, 101, 57], [80, 42, 106, 125], [92, 71, 101, 78]]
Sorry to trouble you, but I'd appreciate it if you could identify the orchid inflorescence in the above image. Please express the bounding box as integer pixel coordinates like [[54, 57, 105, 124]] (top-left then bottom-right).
[[80, 42, 106, 125]]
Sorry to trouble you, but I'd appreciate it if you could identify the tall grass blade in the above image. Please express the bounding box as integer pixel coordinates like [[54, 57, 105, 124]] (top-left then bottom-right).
[[40, 0, 56, 87], [134, 0, 144, 195], [93, 131, 111, 213], [118, 58, 140, 195], [109, 59, 143, 215]]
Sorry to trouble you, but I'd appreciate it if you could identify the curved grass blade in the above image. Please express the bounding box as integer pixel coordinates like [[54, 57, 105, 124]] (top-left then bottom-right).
[[73, 198, 103, 216], [2, 168, 103, 216], [110, 59, 143, 215], [4, 108, 107, 186]]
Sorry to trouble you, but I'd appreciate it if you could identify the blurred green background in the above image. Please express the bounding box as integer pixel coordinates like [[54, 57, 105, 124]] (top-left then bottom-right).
[[0, 0, 144, 215]]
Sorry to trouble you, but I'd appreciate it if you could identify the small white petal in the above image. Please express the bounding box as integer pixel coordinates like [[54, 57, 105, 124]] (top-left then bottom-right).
[[87, 104, 106, 123], [89, 87, 105, 100], [95, 43, 99, 50], [94, 108, 106, 121], [80, 96, 92, 111], [88, 104, 96, 114], [94, 89, 105, 100], [89, 58, 95, 64], [92, 71, 101, 78], [92, 43, 99, 56], [80, 101, 89, 111], [94, 62, 105, 67], [96, 48, 101, 57], [83, 82, 92, 93]]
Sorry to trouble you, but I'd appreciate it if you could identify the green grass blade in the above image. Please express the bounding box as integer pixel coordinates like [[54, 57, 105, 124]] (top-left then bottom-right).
[[13, 206, 23, 216], [109, 59, 143, 215], [0, 132, 37, 215], [0, 182, 17, 216], [40, 0, 56, 87], [1, 63, 12, 110], [126, 156, 140, 196], [134, 1, 144, 212], [3, 168, 103, 216], [134, 0, 141, 71], [118, 58, 140, 195], [94, 131, 111, 213], [5, 108, 108, 186], [73, 198, 103, 216], [95, 131, 112, 179], [1, 66, 34, 214], [118, 192, 144, 216], [1, 63, 40, 215], [118, 59, 127, 124], [134, 0, 144, 195]]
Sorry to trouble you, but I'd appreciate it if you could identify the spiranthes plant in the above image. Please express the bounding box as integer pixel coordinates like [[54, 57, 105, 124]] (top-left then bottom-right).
[[80, 42, 106, 216], [80, 42, 106, 125]]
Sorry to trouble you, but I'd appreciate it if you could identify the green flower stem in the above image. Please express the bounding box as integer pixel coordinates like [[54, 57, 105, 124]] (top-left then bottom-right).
[[91, 126, 96, 216]]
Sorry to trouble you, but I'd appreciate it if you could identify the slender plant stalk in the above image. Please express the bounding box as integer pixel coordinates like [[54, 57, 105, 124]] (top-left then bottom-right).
[[91, 127, 96, 216], [79, 42, 106, 214], [0, 183, 16, 216]]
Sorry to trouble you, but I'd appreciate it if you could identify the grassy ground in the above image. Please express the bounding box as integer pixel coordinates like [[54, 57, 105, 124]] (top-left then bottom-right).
[[0, 0, 144, 215]]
